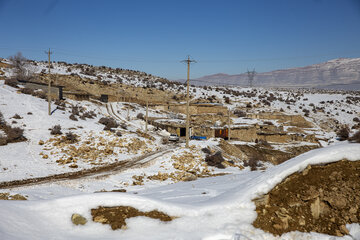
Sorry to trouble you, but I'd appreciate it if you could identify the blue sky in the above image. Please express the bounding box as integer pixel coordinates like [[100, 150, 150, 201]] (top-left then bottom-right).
[[0, 0, 360, 80]]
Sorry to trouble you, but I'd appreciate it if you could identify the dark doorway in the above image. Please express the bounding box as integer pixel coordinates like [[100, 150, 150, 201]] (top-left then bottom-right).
[[100, 94, 108, 103], [180, 128, 186, 137]]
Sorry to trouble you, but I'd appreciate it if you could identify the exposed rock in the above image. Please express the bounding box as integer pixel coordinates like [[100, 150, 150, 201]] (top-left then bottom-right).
[[91, 206, 175, 230], [253, 160, 360, 237], [71, 213, 87, 225], [0, 193, 27, 200]]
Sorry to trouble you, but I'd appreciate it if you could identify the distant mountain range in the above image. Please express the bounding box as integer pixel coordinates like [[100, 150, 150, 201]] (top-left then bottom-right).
[[187, 58, 360, 90]]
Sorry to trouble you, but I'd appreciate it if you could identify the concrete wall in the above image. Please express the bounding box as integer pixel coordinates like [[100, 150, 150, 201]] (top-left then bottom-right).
[[23, 82, 62, 99]]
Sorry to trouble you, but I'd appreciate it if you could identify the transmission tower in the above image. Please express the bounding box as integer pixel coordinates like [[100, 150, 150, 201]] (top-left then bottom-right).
[[247, 68, 256, 88], [181, 55, 196, 148]]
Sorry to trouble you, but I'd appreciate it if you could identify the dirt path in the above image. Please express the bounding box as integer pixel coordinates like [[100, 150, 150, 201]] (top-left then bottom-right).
[[0, 146, 176, 189]]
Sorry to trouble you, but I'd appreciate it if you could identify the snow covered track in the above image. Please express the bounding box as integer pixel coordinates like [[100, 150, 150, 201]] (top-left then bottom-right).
[[0, 146, 175, 189]]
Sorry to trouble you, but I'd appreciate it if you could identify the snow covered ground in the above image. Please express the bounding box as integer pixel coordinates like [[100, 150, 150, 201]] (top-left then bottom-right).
[[0, 142, 359, 240], [0, 80, 163, 181]]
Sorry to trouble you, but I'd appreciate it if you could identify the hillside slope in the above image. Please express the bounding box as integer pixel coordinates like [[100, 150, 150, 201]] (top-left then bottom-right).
[[192, 58, 360, 89]]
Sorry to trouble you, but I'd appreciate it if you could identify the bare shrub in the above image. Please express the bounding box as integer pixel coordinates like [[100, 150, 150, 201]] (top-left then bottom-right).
[[201, 147, 211, 154], [12, 114, 22, 119], [6, 127, 25, 142], [4, 78, 18, 88], [243, 156, 262, 171], [162, 137, 169, 144], [69, 114, 78, 121], [82, 111, 96, 119], [99, 117, 113, 125], [54, 99, 65, 106], [104, 120, 119, 131], [65, 132, 78, 143], [99, 117, 118, 130], [71, 106, 80, 116], [50, 125, 62, 135], [337, 127, 350, 141], [0, 112, 5, 125], [20, 87, 34, 95], [8, 52, 33, 81], [33, 90, 47, 99], [262, 100, 271, 106], [205, 151, 225, 169], [349, 130, 360, 143], [137, 113, 144, 120], [0, 137, 7, 146], [234, 110, 246, 117]]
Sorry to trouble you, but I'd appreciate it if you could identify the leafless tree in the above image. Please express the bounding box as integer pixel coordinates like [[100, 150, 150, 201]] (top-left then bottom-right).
[[8, 52, 34, 81]]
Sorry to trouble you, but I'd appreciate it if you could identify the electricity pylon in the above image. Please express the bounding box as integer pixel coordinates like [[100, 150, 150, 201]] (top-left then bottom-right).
[[247, 68, 256, 88]]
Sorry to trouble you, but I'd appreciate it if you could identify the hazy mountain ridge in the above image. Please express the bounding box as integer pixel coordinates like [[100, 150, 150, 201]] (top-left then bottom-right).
[[192, 58, 360, 89]]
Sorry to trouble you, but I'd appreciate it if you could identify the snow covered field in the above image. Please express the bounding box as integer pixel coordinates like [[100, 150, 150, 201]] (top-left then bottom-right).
[[0, 80, 164, 181], [0, 142, 360, 240]]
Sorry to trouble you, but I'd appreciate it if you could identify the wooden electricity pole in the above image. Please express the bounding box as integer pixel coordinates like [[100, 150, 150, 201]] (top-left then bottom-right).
[[145, 98, 149, 133], [181, 56, 196, 148], [45, 48, 53, 115], [228, 108, 231, 141]]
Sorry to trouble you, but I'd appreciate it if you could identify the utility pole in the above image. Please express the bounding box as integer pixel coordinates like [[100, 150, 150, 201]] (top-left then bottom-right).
[[45, 48, 53, 115], [228, 108, 231, 141], [181, 56, 196, 148], [145, 97, 148, 133], [247, 68, 256, 88]]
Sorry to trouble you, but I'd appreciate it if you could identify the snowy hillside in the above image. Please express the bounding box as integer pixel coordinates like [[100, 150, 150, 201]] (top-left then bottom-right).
[[191, 58, 360, 89]]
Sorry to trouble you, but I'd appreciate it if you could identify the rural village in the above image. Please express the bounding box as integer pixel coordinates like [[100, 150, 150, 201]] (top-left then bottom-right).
[[0, 53, 360, 240]]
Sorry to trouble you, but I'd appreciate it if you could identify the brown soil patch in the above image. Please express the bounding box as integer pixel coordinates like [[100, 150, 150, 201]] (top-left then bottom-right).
[[91, 206, 175, 230], [234, 144, 318, 165], [253, 160, 360, 237], [284, 145, 318, 157], [0, 62, 11, 68], [219, 139, 247, 160], [220, 139, 317, 166]]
